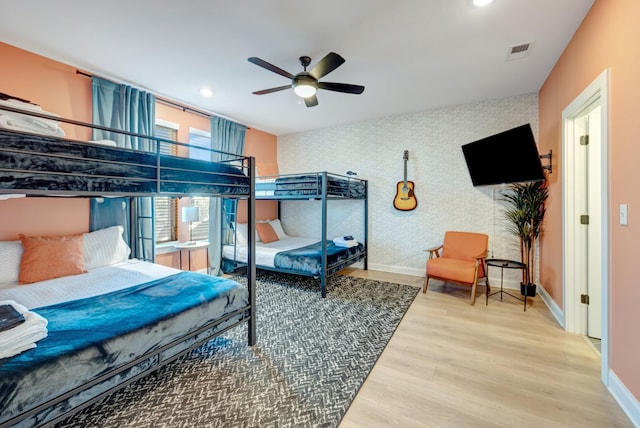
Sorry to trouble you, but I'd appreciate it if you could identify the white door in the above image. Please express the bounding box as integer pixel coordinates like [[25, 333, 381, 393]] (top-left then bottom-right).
[[573, 105, 603, 339], [562, 69, 609, 383]]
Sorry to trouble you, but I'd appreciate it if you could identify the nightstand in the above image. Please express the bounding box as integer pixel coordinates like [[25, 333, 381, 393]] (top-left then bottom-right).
[[174, 241, 210, 273]]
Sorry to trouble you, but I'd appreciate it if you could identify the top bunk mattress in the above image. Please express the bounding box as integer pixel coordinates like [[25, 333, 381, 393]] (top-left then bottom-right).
[[0, 128, 250, 197], [255, 172, 366, 200]]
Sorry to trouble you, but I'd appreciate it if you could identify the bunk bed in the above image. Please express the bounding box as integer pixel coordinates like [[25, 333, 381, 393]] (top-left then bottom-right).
[[0, 103, 257, 428], [222, 171, 368, 298]]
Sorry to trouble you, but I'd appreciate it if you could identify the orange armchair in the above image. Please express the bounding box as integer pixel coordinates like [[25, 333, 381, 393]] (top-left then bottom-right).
[[423, 231, 489, 305]]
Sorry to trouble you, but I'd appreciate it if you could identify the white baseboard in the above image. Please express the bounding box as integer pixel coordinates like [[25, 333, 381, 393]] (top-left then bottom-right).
[[536, 284, 565, 329], [366, 266, 535, 290], [608, 370, 640, 427], [367, 263, 425, 277]]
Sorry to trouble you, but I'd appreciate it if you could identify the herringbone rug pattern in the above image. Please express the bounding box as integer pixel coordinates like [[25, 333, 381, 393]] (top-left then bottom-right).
[[56, 271, 419, 428]]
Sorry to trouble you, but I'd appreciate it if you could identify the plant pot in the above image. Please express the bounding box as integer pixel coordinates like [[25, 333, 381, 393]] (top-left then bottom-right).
[[520, 282, 537, 297]]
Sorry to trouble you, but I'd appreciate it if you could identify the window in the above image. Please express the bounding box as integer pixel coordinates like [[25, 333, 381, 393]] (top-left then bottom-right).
[[189, 128, 211, 242], [155, 121, 179, 243]]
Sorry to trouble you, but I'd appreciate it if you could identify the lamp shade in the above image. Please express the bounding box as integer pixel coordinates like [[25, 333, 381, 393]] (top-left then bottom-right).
[[182, 206, 199, 222]]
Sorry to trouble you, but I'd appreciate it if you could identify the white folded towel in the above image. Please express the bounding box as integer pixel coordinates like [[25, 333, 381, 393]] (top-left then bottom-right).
[[333, 236, 358, 248], [0, 99, 65, 137], [0, 98, 43, 113], [0, 114, 65, 137], [0, 194, 26, 200], [0, 300, 48, 359], [0, 98, 62, 124]]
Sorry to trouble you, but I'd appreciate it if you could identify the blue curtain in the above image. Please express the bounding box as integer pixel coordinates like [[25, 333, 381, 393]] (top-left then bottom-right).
[[209, 116, 246, 275], [211, 116, 246, 161], [91, 78, 156, 151], [91, 77, 156, 261]]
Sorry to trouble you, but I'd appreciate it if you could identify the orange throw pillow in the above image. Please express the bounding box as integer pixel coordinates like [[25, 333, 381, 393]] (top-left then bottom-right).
[[19, 234, 87, 284], [255, 222, 279, 244]]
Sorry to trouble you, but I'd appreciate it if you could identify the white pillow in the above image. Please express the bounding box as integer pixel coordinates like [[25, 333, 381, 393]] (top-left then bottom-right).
[[235, 223, 248, 245], [83, 225, 131, 270], [268, 219, 288, 239], [0, 241, 23, 284], [235, 223, 265, 245]]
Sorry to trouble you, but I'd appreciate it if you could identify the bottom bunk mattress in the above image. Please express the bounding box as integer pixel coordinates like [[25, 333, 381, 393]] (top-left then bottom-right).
[[222, 236, 365, 276], [0, 260, 249, 428]]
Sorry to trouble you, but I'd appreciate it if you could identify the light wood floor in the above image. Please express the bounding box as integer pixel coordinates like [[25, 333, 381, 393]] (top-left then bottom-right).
[[337, 269, 632, 428]]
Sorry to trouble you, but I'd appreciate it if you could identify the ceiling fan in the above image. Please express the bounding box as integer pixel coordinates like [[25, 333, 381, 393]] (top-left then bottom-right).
[[247, 52, 365, 107]]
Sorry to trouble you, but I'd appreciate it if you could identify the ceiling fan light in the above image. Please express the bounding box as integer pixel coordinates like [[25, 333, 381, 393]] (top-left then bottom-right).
[[473, 0, 494, 6], [292, 74, 318, 98], [294, 84, 317, 98]]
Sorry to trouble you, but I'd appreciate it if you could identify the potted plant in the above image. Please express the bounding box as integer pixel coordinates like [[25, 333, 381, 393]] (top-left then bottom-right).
[[503, 180, 549, 296]]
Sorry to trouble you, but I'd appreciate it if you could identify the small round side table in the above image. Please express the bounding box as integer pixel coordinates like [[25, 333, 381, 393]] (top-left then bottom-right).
[[485, 258, 529, 311]]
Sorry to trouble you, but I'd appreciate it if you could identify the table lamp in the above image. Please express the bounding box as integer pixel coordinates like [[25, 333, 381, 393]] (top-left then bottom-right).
[[181, 206, 199, 244]]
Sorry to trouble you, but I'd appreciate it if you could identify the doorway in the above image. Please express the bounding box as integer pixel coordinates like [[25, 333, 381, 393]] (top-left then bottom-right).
[[562, 69, 609, 384]]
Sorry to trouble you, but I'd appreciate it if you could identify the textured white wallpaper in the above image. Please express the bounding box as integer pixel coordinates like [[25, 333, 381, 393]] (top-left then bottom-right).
[[277, 93, 538, 282]]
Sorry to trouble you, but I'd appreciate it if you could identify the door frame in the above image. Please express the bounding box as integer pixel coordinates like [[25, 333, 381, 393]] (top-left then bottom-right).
[[562, 69, 610, 384]]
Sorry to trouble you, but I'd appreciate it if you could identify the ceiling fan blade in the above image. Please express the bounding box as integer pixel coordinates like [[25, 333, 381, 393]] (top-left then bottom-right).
[[252, 85, 291, 95], [318, 82, 365, 94], [248, 57, 294, 79], [304, 95, 318, 107], [309, 52, 345, 80]]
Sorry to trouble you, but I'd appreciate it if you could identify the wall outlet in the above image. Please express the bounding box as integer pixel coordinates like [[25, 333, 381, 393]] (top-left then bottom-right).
[[620, 204, 628, 226]]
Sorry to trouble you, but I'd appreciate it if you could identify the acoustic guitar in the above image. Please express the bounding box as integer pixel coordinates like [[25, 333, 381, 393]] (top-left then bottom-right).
[[393, 150, 417, 211]]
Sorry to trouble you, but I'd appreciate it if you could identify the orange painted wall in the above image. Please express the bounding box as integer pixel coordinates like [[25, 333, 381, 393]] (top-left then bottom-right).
[[0, 198, 89, 241], [539, 0, 640, 400]]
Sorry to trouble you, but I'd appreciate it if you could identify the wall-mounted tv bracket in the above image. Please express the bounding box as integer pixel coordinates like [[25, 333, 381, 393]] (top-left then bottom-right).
[[540, 149, 552, 174]]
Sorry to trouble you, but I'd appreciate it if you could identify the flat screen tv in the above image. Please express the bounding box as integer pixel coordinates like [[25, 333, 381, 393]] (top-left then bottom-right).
[[461, 123, 545, 187]]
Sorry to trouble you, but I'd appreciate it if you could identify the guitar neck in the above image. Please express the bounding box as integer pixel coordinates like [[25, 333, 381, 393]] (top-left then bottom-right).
[[403, 159, 408, 185]]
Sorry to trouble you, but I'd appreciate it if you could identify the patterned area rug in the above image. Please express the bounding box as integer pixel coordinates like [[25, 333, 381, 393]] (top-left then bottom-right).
[[55, 271, 419, 428]]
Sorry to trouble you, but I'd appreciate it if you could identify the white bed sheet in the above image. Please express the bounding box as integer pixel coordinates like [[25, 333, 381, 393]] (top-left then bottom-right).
[[0, 259, 180, 310], [223, 236, 318, 268]]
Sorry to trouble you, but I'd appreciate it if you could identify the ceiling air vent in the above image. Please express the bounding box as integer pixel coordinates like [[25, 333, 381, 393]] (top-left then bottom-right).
[[507, 41, 534, 60]]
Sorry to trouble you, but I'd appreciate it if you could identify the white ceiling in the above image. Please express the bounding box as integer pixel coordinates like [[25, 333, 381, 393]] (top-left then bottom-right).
[[0, 0, 594, 136]]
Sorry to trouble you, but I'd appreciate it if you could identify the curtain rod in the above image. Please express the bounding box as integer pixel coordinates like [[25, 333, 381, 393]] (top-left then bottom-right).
[[75, 69, 250, 128]]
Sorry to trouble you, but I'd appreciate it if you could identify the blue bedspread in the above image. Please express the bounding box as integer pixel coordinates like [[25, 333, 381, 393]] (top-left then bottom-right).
[[0, 271, 248, 427], [274, 240, 365, 276]]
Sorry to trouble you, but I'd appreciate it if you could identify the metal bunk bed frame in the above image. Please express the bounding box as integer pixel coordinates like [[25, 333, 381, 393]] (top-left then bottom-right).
[[224, 171, 368, 298]]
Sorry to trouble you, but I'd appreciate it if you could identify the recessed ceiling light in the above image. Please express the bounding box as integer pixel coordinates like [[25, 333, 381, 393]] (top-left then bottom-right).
[[473, 0, 494, 6], [200, 88, 214, 97]]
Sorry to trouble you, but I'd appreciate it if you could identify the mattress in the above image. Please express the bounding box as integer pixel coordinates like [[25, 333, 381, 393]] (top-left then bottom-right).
[[0, 259, 178, 309], [0, 129, 250, 197], [222, 237, 318, 268]]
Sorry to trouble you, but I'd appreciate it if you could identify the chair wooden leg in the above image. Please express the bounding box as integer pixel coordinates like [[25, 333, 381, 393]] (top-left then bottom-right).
[[423, 277, 429, 293], [470, 280, 477, 306]]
